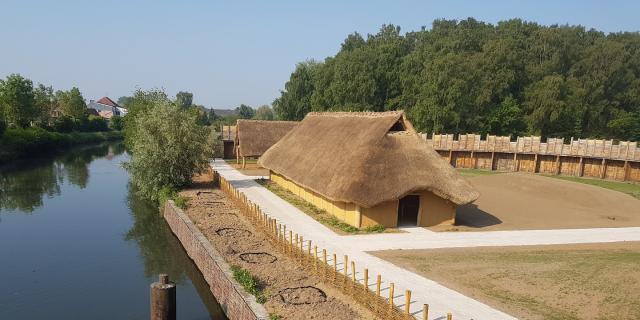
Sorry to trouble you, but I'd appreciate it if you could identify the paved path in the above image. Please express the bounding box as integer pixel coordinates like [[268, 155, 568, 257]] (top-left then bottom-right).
[[211, 160, 640, 320]]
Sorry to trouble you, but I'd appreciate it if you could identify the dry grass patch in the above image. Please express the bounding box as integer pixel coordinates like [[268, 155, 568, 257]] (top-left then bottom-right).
[[372, 242, 640, 320]]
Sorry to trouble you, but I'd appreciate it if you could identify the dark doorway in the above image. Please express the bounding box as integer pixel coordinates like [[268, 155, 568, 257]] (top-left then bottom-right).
[[398, 195, 420, 226]]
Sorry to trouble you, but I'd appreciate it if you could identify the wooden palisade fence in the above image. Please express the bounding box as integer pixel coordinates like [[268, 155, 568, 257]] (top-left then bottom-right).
[[213, 170, 442, 320], [425, 133, 640, 182]]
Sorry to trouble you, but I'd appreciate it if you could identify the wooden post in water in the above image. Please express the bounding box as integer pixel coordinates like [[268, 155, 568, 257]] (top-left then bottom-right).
[[150, 274, 176, 320]]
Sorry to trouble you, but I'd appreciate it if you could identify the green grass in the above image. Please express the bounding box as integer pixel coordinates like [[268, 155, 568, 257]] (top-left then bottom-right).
[[456, 168, 504, 177], [268, 314, 282, 320], [543, 175, 640, 200], [255, 178, 387, 235], [230, 265, 266, 303], [158, 187, 189, 209]]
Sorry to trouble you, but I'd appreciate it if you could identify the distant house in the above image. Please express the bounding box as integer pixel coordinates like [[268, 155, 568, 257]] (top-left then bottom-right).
[[88, 97, 127, 119]]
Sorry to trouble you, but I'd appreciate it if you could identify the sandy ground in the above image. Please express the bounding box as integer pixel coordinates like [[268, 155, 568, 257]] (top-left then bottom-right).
[[437, 173, 640, 231], [372, 242, 640, 320], [179, 175, 375, 320]]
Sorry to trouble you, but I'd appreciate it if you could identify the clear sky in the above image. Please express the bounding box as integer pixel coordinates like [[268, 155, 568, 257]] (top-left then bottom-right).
[[1, 0, 639, 109]]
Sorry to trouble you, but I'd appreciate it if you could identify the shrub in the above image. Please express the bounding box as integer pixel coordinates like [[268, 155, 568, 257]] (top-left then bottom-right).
[[0, 120, 5, 136], [53, 116, 75, 133], [231, 265, 266, 303], [124, 100, 212, 201], [109, 115, 124, 131]]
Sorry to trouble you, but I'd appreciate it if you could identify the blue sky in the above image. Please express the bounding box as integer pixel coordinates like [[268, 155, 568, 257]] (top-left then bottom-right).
[[1, 1, 639, 109]]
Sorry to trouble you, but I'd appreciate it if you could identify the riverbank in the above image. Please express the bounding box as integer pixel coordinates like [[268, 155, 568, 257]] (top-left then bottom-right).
[[171, 173, 376, 319], [0, 127, 123, 163]]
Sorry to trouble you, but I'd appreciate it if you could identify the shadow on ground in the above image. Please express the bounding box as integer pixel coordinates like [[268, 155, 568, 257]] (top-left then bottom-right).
[[454, 204, 503, 228]]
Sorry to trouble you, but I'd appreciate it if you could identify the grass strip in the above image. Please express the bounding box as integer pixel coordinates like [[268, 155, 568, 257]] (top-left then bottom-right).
[[231, 265, 266, 303], [255, 178, 387, 235]]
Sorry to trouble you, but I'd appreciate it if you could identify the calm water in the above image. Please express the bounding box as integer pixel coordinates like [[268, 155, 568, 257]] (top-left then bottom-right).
[[0, 143, 225, 320]]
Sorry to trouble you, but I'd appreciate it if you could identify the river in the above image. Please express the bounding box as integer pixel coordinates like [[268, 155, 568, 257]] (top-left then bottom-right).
[[0, 142, 225, 319]]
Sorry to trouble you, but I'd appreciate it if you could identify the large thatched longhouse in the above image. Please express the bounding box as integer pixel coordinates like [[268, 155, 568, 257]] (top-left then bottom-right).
[[258, 111, 479, 228], [234, 120, 298, 165]]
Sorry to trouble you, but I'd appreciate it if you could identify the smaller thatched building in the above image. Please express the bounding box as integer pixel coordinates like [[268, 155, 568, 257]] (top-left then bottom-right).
[[258, 111, 479, 228], [235, 120, 298, 166]]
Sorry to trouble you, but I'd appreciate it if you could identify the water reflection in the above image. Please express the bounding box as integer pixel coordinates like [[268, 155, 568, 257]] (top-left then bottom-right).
[[0, 143, 124, 213], [125, 184, 226, 318]]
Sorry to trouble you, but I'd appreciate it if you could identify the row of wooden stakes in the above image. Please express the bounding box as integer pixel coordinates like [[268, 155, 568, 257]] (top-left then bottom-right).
[[216, 173, 454, 320]]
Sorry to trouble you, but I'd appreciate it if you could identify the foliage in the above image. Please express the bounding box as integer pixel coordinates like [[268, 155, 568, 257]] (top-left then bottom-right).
[[122, 88, 169, 147], [157, 186, 189, 209], [117, 96, 133, 109], [109, 115, 124, 131], [176, 91, 193, 110], [0, 119, 5, 136], [230, 265, 266, 303], [0, 127, 122, 163], [124, 97, 212, 201], [236, 104, 255, 119], [274, 19, 640, 140], [56, 87, 87, 119], [0, 74, 37, 127], [33, 84, 57, 126], [254, 105, 275, 120]]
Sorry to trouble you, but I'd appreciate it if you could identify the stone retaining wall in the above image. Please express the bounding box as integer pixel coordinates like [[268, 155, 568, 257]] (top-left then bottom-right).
[[163, 201, 268, 320]]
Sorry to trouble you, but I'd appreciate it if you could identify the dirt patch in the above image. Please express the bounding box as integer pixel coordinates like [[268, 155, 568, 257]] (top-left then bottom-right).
[[179, 174, 374, 320], [278, 286, 327, 305], [239, 252, 278, 264], [216, 227, 252, 237], [436, 172, 640, 231], [372, 242, 640, 320]]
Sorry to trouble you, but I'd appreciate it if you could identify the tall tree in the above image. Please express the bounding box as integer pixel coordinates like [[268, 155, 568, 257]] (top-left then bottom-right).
[[56, 87, 86, 119], [254, 105, 274, 120], [0, 74, 37, 127], [175, 91, 193, 110], [33, 84, 57, 125], [236, 104, 255, 119]]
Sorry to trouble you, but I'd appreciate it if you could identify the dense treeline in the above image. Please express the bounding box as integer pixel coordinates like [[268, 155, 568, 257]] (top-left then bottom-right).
[[0, 74, 112, 134], [274, 18, 640, 140]]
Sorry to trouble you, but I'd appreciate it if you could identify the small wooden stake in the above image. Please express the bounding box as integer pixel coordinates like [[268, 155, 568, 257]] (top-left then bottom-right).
[[364, 268, 369, 290], [307, 240, 312, 256], [333, 253, 337, 274], [376, 275, 381, 296], [447, 312, 452, 320], [323, 249, 327, 265], [405, 290, 411, 314], [351, 261, 356, 282], [389, 283, 395, 308], [344, 255, 348, 276], [423, 304, 429, 320]]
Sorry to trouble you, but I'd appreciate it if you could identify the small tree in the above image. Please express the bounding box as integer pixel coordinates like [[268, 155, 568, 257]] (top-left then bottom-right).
[[254, 105, 274, 120], [124, 100, 212, 201]]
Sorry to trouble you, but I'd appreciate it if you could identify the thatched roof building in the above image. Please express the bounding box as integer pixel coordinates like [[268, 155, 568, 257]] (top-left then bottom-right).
[[259, 111, 479, 228], [235, 120, 298, 158]]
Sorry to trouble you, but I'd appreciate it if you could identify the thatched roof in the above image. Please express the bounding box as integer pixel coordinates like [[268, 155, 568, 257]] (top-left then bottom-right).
[[236, 120, 299, 157], [258, 111, 479, 207]]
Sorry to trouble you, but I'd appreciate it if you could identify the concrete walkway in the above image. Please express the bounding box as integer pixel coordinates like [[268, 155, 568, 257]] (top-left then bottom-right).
[[211, 160, 640, 320]]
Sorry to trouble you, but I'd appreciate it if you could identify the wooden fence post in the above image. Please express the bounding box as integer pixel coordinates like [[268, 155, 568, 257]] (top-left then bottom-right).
[[150, 274, 176, 320], [447, 312, 452, 320], [364, 268, 368, 290], [405, 290, 411, 315], [389, 283, 395, 309], [423, 304, 429, 320], [351, 261, 356, 282], [376, 275, 381, 296]]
